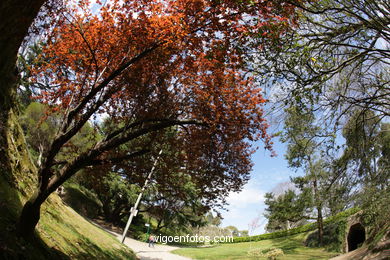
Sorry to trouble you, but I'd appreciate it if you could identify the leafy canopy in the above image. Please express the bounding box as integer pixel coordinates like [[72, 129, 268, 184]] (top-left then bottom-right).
[[26, 0, 300, 203]]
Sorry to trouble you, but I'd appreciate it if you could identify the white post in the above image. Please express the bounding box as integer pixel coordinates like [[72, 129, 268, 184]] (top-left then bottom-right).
[[121, 150, 162, 243]]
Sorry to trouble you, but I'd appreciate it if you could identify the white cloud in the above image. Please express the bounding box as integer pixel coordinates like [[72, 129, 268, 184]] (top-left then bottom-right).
[[226, 184, 264, 208], [221, 169, 301, 234], [220, 180, 267, 233]]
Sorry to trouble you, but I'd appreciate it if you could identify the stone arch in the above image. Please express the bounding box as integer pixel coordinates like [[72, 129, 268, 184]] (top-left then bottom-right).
[[347, 222, 365, 252]]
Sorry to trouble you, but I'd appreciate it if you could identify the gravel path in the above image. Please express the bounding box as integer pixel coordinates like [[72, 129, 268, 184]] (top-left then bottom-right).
[[92, 221, 191, 260]]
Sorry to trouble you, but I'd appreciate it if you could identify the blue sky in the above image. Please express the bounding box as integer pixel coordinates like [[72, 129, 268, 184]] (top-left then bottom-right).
[[221, 138, 303, 235]]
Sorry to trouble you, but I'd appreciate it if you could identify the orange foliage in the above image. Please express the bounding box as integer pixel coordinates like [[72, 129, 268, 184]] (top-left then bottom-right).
[[30, 0, 299, 183]]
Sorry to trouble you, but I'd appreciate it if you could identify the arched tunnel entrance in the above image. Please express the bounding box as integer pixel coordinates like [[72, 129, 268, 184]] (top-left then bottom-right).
[[347, 223, 365, 252]]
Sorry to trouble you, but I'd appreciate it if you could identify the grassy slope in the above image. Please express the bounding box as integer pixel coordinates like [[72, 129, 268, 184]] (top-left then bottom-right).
[[173, 232, 339, 260], [0, 110, 136, 259]]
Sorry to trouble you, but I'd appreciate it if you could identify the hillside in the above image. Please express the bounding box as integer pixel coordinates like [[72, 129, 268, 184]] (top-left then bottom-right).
[[0, 111, 136, 259]]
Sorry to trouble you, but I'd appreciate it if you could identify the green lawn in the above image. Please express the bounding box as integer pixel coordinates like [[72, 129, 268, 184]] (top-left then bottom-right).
[[173, 233, 339, 260]]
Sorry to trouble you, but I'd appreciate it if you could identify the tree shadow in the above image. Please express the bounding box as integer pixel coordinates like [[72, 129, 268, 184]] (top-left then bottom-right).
[[269, 234, 304, 254], [42, 204, 135, 259], [0, 174, 70, 260]]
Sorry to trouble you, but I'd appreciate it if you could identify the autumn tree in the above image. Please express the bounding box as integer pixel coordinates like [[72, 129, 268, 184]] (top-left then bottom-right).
[[16, 0, 299, 238]]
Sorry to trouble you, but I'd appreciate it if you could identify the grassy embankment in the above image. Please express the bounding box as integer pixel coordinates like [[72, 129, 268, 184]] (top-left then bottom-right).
[[0, 110, 136, 259], [173, 232, 339, 260]]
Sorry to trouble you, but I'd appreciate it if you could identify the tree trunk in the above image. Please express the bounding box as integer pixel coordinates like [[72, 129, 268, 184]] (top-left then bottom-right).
[[317, 205, 324, 245], [312, 178, 324, 245], [18, 168, 65, 238], [18, 167, 57, 239], [18, 148, 90, 238], [17, 190, 47, 238]]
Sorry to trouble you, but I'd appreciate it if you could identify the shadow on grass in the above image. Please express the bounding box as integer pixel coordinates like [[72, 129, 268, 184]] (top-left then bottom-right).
[[43, 203, 135, 260], [268, 234, 305, 254], [0, 174, 70, 260], [0, 176, 134, 260], [60, 235, 132, 260]]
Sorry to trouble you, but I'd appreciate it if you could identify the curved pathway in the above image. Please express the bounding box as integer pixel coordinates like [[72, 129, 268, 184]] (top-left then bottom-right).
[[92, 220, 191, 260]]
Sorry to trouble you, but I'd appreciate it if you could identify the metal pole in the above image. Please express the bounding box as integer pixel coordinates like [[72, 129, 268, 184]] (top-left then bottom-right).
[[121, 150, 162, 243]]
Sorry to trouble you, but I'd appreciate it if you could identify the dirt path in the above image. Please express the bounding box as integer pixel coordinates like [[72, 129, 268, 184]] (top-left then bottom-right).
[[91, 221, 191, 260]]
